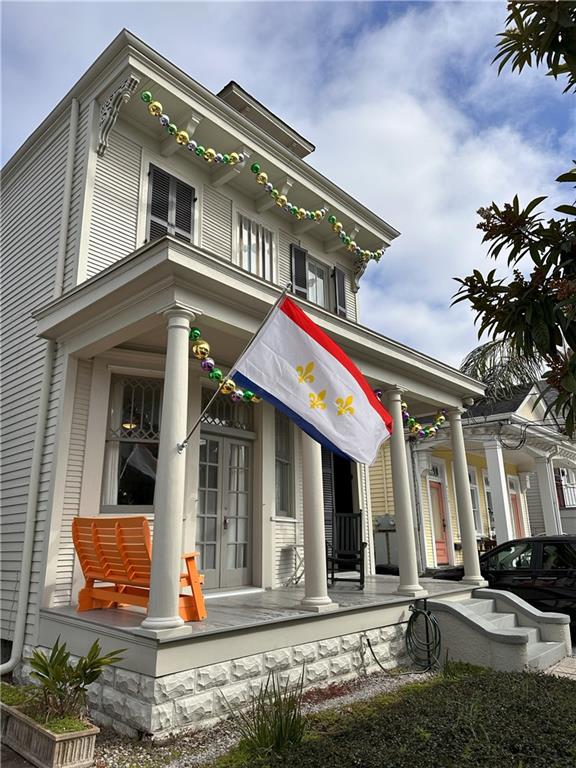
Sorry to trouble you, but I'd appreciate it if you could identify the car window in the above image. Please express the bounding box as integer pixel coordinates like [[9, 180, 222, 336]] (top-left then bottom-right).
[[488, 542, 533, 571], [541, 543, 576, 570]]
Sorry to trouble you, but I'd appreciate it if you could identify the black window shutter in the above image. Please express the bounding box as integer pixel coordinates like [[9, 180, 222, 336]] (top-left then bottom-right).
[[333, 267, 347, 318], [290, 244, 308, 298], [173, 178, 194, 243], [149, 166, 170, 223], [148, 165, 194, 244]]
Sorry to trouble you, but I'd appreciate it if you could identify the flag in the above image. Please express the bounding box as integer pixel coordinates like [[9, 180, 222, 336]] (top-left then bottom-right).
[[232, 296, 392, 464]]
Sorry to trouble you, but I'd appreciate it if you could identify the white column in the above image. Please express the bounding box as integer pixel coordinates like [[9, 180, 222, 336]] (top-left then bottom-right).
[[387, 388, 427, 596], [141, 309, 194, 630], [448, 408, 487, 586], [484, 441, 514, 544], [534, 456, 562, 534], [300, 433, 337, 612]]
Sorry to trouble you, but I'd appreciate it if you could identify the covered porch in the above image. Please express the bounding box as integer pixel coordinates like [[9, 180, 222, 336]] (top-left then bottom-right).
[[33, 236, 485, 640]]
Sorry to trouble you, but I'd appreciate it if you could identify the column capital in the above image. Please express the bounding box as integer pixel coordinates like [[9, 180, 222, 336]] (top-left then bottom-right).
[[385, 385, 405, 401], [157, 301, 201, 322], [446, 405, 466, 417]]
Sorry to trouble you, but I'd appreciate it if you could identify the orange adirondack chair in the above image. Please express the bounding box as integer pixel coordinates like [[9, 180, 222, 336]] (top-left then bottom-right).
[[72, 516, 206, 622]]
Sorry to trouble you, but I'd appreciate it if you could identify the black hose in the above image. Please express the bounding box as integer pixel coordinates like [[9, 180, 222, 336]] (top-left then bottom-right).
[[361, 601, 441, 675]]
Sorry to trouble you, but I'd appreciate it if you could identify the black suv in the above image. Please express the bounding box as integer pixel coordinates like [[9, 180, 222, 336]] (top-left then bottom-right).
[[434, 535, 576, 625]]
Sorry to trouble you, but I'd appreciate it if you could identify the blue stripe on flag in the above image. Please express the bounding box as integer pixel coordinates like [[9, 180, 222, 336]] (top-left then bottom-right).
[[233, 372, 354, 463]]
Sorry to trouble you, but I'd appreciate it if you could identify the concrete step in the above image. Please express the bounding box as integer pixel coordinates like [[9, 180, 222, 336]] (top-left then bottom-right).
[[484, 612, 517, 629], [526, 641, 567, 671], [497, 627, 540, 644], [457, 598, 496, 616]]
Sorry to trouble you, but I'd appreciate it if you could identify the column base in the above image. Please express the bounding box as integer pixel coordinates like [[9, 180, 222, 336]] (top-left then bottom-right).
[[396, 586, 429, 598], [300, 597, 339, 613], [462, 577, 489, 587], [140, 615, 185, 631]]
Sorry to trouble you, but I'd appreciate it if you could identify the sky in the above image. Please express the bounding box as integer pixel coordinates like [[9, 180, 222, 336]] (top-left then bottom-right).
[[2, 1, 574, 368]]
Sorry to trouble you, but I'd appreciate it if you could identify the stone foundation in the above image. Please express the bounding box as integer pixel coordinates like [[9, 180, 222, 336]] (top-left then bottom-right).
[[18, 623, 408, 738]]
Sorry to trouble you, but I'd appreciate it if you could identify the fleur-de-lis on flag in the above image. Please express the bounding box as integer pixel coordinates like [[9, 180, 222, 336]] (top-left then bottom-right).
[[296, 361, 315, 384], [309, 390, 327, 410], [336, 395, 355, 416]]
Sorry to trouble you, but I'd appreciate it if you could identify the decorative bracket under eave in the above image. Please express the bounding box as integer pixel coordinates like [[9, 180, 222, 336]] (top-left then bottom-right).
[[97, 74, 140, 157], [352, 255, 368, 292]]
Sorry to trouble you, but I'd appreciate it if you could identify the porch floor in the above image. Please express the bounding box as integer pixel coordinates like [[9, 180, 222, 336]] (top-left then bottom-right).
[[43, 575, 469, 640]]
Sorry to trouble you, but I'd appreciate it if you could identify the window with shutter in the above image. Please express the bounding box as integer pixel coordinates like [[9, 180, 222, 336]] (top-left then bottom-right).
[[307, 257, 329, 309], [290, 244, 308, 298], [147, 165, 195, 244]]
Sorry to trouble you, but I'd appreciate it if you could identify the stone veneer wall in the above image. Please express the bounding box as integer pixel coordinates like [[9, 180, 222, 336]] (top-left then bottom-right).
[[18, 623, 408, 738]]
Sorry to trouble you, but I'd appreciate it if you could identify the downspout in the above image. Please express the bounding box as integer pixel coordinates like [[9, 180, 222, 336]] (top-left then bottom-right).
[[1, 97, 79, 675]]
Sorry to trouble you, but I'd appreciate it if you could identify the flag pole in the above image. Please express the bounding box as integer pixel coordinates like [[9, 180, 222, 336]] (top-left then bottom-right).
[[177, 283, 292, 453]]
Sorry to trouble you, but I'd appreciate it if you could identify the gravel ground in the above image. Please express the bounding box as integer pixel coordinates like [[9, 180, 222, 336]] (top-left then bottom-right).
[[95, 668, 432, 768]]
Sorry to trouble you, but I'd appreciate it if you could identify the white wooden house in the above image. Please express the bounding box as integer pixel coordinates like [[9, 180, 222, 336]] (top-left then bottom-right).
[[1, 30, 491, 735]]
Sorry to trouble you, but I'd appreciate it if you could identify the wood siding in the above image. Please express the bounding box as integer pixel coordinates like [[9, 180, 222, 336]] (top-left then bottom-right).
[[51, 360, 93, 606], [62, 103, 91, 290], [1, 120, 70, 642], [526, 472, 545, 535], [86, 129, 141, 277], [201, 186, 232, 260]]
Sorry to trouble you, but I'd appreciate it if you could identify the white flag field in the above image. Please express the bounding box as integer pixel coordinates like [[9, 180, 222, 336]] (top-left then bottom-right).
[[232, 296, 393, 464]]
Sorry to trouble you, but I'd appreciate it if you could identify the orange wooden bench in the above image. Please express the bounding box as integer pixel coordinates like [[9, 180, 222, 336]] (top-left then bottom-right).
[[72, 515, 207, 622]]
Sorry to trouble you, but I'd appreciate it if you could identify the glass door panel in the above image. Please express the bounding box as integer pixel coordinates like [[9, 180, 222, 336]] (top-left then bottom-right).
[[221, 440, 251, 587], [197, 437, 221, 589]]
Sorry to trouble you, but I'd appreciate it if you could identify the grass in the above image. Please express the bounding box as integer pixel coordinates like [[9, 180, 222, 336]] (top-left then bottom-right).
[[211, 664, 576, 768], [0, 682, 90, 734]]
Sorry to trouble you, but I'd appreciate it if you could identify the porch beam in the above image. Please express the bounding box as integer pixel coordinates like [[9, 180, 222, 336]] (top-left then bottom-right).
[[141, 305, 197, 631], [387, 387, 428, 597], [448, 408, 488, 586]]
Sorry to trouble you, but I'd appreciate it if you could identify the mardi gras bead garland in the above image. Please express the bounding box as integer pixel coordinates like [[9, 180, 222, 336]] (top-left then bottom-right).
[[402, 403, 446, 439], [141, 89, 385, 264], [373, 389, 446, 440], [141, 90, 246, 167], [189, 326, 261, 405]]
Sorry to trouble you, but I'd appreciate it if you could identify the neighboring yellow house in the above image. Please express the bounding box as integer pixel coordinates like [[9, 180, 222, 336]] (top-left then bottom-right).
[[370, 383, 576, 572]]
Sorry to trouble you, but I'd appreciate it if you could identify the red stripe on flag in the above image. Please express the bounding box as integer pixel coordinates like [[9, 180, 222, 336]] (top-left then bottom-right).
[[280, 296, 393, 434]]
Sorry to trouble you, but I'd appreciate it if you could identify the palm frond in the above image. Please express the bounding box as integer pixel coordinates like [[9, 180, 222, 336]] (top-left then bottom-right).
[[460, 339, 544, 402]]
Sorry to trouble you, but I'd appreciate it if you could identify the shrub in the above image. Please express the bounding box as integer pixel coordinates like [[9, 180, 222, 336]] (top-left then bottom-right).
[[29, 637, 124, 722], [228, 668, 306, 762]]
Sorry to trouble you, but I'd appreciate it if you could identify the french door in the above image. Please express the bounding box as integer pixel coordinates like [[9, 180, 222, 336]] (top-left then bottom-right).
[[430, 480, 449, 565], [197, 434, 252, 589]]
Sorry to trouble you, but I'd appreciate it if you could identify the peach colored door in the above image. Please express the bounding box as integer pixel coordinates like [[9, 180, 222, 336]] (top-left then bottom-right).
[[430, 481, 449, 565], [510, 492, 524, 538]]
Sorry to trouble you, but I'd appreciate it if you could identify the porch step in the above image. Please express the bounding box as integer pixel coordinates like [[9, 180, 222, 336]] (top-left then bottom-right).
[[527, 640, 568, 670], [457, 598, 496, 615], [484, 612, 518, 629], [428, 589, 571, 673]]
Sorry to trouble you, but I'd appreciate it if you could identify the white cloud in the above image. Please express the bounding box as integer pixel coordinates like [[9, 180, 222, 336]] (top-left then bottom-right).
[[2, 0, 573, 373]]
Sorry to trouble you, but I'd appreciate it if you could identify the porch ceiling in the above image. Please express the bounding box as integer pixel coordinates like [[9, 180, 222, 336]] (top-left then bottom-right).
[[34, 237, 484, 410]]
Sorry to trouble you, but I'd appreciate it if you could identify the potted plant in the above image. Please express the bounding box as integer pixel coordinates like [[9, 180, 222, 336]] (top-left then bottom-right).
[[0, 637, 123, 768]]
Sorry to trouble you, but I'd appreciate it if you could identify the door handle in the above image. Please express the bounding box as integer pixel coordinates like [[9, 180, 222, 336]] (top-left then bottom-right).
[[223, 516, 230, 530]]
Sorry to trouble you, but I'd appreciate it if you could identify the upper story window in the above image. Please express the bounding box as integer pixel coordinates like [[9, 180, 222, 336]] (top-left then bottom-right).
[[147, 165, 195, 244], [291, 244, 347, 317], [237, 214, 275, 281], [102, 375, 163, 512]]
